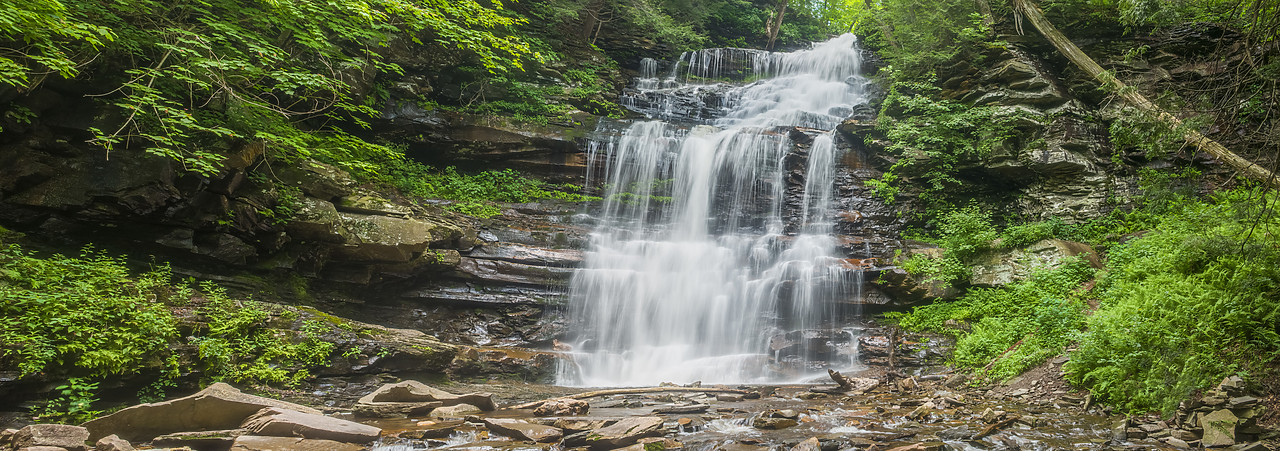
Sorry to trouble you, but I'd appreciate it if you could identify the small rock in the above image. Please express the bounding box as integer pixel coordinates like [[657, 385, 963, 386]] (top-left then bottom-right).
[[1200, 409, 1239, 447], [1110, 417, 1129, 442], [12, 425, 90, 451], [1162, 437, 1192, 449], [1203, 395, 1228, 407], [943, 374, 968, 388], [772, 410, 800, 420], [229, 435, 364, 451], [534, 398, 589, 416], [397, 420, 463, 439], [789, 437, 821, 451], [94, 434, 135, 451], [1229, 396, 1258, 408], [15, 446, 69, 451], [752, 417, 798, 430], [981, 409, 1005, 424], [1170, 429, 1197, 441], [1009, 389, 1029, 397], [716, 394, 745, 402], [1126, 428, 1147, 439], [1137, 423, 1163, 433], [552, 419, 608, 433], [483, 419, 563, 443], [242, 407, 382, 443]]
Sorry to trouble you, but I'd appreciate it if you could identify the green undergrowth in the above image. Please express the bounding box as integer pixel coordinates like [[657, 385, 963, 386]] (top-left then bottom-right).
[[865, 82, 1031, 213], [368, 157, 597, 217], [893, 176, 1280, 415], [891, 257, 1096, 382], [0, 238, 352, 422], [1066, 187, 1280, 415]]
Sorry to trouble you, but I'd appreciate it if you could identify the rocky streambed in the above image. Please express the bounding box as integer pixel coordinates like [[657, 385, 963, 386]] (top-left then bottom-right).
[[7, 369, 1276, 451]]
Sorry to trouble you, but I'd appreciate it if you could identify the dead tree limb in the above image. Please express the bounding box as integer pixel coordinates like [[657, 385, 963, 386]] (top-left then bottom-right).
[[1013, 0, 1280, 189]]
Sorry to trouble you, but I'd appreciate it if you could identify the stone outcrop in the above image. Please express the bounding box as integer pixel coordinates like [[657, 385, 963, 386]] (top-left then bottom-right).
[[82, 383, 322, 442], [354, 380, 496, 418], [970, 239, 1101, 288]]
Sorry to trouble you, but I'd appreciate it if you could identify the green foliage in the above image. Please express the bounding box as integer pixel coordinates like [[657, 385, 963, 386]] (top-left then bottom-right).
[[0, 245, 178, 377], [5, 0, 532, 174], [1066, 187, 1280, 415], [891, 258, 1096, 382], [367, 157, 597, 217], [855, 0, 997, 80], [868, 83, 1030, 211], [0, 0, 114, 89], [192, 284, 334, 386], [0, 241, 348, 415], [899, 205, 998, 285], [35, 378, 102, 424]]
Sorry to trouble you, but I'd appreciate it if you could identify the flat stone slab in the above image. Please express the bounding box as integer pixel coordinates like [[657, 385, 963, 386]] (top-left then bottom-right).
[[229, 435, 365, 451], [566, 416, 664, 449], [483, 418, 563, 443], [83, 383, 321, 442], [242, 407, 381, 443]]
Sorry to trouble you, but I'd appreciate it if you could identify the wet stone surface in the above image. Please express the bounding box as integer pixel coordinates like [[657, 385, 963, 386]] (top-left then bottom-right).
[[361, 381, 1179, 451]]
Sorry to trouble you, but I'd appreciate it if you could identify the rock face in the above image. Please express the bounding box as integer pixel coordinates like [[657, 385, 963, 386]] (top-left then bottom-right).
[[354, 380, 496, 418], [82, 382, 322, 442], [970, 239, 1101, 288], [241, 407, 382, 443], [10, 424, 90, 451]]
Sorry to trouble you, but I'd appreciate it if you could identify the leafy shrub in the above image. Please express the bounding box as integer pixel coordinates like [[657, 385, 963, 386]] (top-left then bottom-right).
[[867, 83, 1029, 211], [1066, 187, 1280, 415], [892, 257, 1096, 382]]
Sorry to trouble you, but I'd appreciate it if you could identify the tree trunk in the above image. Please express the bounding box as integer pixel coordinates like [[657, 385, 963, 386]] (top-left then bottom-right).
[[765, 0, 788, 51], [1013, 0, 1280, 189]]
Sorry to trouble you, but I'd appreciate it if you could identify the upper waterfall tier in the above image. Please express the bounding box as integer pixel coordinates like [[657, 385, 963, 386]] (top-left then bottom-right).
[[562, 35, 869, 387], [624, 34, 869, 128]]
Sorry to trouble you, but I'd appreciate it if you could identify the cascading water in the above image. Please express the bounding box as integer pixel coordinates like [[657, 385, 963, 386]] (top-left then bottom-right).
[[561, 34, 870, 386]]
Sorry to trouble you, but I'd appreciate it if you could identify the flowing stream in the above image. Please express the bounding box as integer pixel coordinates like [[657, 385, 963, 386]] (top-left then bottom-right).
[[560, 35, 871, 386]]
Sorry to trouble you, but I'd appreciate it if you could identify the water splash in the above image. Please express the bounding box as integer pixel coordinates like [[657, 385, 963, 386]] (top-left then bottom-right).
[[561, 34, 869, 386]]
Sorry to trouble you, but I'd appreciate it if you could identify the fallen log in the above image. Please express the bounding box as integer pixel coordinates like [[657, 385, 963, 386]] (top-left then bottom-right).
[[509, 387, 751, 409], [1012, 0, 1279, 189]]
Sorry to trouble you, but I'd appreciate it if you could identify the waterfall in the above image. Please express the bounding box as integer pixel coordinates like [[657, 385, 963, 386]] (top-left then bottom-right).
[[561, 34, 870, 386]]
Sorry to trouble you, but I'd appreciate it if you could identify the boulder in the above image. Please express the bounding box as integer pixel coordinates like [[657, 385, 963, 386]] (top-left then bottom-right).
[[1200, 409, 1238, 447], [354, 380, 496, 419], [229, 435, 365, 451], [82, 382, 322, 442], [241, 407, 381, 443], [430, 403, 482, 418], [483, 419, 564, 443], [565, 416, 664, 448], [93, 435, 135, 451], [534, 398, 590, 416], [970, 239, 1101, 288], [11, 425, 90, 451], [790, 437, 821, 451], [753, 417, 798, 430]]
